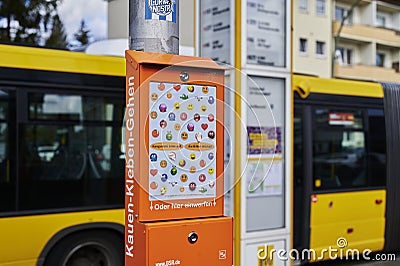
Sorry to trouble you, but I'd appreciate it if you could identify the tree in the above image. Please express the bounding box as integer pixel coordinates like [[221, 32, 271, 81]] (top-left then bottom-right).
[[0, 0, 62, 45], [45, 15, 68, 48], [331, 0, 362, 77], [74, 19, 91, 46]]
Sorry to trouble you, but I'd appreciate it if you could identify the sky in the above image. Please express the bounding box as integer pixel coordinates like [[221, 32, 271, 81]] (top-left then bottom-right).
[[58, 0, 108, 43]]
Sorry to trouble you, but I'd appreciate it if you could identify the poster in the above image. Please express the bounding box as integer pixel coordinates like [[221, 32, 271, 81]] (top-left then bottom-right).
[[246, 76, 285, 157], [148, 82, 217, 200], [247, 126, 282, 155], [200, 0, 231, 64], [246, 0, 286, 67], [246, 160, 283, 197]]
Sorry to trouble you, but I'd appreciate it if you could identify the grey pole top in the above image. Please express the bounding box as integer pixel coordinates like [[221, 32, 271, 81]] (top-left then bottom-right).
[[129, 0, 179, 54]]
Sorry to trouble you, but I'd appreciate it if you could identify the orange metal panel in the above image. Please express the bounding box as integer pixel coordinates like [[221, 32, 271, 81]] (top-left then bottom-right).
[[124, 51, 229, 265], [126, 50, 224, 70], [125, 50, 225, 222], [134, 217, 233, 266]]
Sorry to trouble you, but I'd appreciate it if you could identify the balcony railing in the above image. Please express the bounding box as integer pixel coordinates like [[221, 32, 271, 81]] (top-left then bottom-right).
[[333, 21, 400, 47], [334, 62, 400, 83]]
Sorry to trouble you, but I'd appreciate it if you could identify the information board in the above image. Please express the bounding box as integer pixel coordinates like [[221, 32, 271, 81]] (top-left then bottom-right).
[[246, 0, 286, 67], [200, 0, 231, 64], [246, 76, 284, 197], [245, 76, 285, 231]]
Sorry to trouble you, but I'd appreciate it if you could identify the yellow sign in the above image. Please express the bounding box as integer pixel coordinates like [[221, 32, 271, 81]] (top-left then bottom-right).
[[184, 142, 215, 151], [249, 133, 278, 150], [150, 142, 183, 150]]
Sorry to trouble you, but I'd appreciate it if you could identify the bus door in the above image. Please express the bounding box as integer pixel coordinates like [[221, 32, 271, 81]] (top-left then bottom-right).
[[294, 97, 387, 262]]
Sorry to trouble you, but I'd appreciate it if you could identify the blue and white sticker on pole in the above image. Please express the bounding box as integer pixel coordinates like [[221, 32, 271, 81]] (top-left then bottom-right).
[[145, 0, 177, 23]]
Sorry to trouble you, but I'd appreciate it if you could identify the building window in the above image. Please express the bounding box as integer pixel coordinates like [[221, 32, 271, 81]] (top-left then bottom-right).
[[336, 47, 353, 65], [316, 41, 326, 57], [316, 0, 326, 16], [376, 14, 386, 28], [376, 53, 385, 67], [299, 38, 308, 55], [335, 6, 352, 24], [299, 0, 308, 13], [335, 6, 345, 21]]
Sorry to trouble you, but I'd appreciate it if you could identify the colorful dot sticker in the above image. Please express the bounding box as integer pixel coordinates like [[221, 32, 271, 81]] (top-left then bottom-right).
[[189, 182, 196, 191], [168, 113, 176, 121], [187, 123, 194, 132], [194, 113, 200, 122], [160, 120, 167, 128], [158, 83, 165, 91], [160, 160, 167, 168], [180, 174, 188, 182], [151, 93, 158, 101], [159, 103, 167, 112], [179, 159, 186, 167], [187, 85, 194, 93], [150, 111, 158, 119], [150, 153, 157, 161], [152, 129, 160, 138], [180, 112, 188, 121], [199, 174, 206, 182]]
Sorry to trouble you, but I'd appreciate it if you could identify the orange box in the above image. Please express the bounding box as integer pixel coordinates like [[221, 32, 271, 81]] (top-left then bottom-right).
[[128, 216, 233, 266], [125, 51, 225, 222]]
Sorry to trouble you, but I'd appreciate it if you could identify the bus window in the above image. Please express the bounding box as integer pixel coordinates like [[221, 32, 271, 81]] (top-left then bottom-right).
[[0, 88, 16, 212], [367, 109, 386, 187], [294, 107, 304, 249], [294, 108, 303, 187], [19, 92, 124, 211], [313, 108, 367, 190]]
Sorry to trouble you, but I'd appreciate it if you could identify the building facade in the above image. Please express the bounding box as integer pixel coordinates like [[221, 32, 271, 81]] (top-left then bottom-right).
[[293, 0, 400, 82]]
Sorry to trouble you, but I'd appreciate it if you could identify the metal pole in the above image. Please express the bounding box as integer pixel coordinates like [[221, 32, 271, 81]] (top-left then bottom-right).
[[129, 0, 179, 54]]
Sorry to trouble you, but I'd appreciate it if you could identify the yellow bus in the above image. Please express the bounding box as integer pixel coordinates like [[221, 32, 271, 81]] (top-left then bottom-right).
[[0, 44, 125, 265], [293, 74, 399, 263], [2, 44, 399, 265]]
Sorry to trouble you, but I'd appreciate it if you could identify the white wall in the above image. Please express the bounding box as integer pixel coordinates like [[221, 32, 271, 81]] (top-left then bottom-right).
[[359, 1, 374, 26], [359, 42, 375, 65]]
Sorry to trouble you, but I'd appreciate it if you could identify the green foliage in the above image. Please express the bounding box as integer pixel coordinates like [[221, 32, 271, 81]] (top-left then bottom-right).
[[74, 19, 91, 46], [45, 15, 68, 48], [0, 0, 65, 46]]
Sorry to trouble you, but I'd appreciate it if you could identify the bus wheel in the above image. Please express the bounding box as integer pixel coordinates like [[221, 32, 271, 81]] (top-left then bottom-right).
[[44, 230, 123, 266]]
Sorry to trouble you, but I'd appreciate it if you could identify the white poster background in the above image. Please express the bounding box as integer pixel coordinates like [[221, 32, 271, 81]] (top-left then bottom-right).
[[148, 82, 217, 201], [246, 160, 283, 197]]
